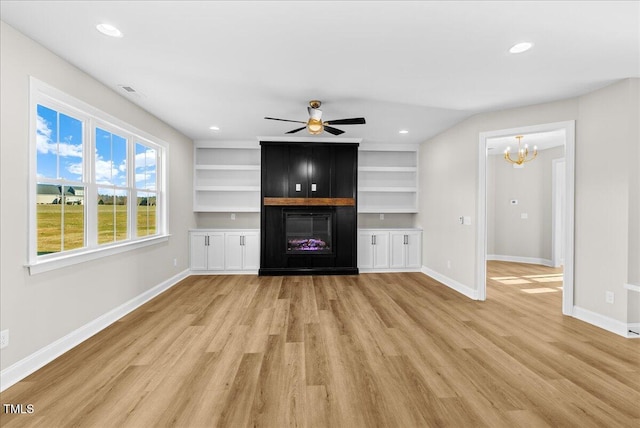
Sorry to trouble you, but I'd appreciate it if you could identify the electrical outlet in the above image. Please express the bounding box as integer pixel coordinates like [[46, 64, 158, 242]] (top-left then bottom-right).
[[605, 291, 614, 304], [447, 260, 451, 269], [379, 213, 384, 220], [230, 213, 236, 220], [173, 258, 178, 267], [0, 329, 9, 349]]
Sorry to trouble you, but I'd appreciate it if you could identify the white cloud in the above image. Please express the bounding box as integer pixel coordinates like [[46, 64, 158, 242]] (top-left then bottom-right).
[[36, 114, 82, 158], [135, 148, 156, 170]]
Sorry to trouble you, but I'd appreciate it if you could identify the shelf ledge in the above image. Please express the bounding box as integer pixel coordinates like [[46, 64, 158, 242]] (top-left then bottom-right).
[[263, 197, 355, 206]]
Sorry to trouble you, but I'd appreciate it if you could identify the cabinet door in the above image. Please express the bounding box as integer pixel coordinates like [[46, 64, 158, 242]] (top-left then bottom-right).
[[190, 233, 208, 271], [224, 233, 244, 271], [207, 233, 225, 271], [389, 232, 407, 269], [372, 232, 390, 269], [358, 232, 374, 269], [405, 231, 422, 268], [242, 232, 260, 270]]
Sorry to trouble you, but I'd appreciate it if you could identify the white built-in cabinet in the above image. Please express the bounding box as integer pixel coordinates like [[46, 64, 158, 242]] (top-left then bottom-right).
[[190, 229, 259, 273], [358, 230, 390, 269], [358, 228, 422, 272], [389, 230, 422, 269], [193, 141, 261, 212], [189, 231, 225, 271], [224, 231, 260, 271], [358, 144, 418, 213]]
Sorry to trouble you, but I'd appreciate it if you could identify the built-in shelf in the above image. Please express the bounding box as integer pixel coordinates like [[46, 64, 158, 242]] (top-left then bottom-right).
[[193, 141, 261, 212], [358, 144, 419, 214]]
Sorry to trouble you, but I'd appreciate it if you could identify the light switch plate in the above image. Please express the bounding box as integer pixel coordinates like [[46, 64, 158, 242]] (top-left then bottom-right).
[[295, 183, 301, 192]]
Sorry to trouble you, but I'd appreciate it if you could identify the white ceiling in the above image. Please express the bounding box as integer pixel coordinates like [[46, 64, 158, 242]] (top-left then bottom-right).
[[1, 1, 638, 146]]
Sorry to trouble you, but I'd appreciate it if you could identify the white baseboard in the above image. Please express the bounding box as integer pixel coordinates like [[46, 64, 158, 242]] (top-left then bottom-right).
[[190, 270, 259, 275], [0, 269, 190, 392], [420, 266, 479, 300], [624, 283, 640, 293], [487, 254, 554, 267], [572, 306, 640, 338]]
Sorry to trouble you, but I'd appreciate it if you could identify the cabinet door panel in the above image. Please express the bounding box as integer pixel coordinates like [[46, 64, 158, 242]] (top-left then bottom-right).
[[207, 233, 225, 271], [405, 231, 422, 268], [225, 233, 244, 270], [190, 233, 208, 271], [358, 232, 374, 269], [373, 232, 390, 269], [389, 232, 406, 269], [242, 233, 260, 270]]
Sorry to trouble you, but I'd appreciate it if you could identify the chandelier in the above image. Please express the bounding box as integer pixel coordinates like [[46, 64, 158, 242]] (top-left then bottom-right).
[[504, 135, 537, 165]]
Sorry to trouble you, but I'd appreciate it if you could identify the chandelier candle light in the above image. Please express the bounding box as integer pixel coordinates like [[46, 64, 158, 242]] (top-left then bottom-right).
[[504, 135, 537, 165]]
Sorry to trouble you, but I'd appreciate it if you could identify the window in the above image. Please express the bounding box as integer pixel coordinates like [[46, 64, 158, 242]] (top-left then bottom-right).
[[29, 78, 168, 273]]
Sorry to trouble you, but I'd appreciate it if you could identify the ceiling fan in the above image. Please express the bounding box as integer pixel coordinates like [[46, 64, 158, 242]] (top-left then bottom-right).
[[265, 100, 366, 135]]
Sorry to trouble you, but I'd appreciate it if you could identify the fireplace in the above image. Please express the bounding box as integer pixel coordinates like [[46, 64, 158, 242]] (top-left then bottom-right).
[[285, 211, 333, 254], [259, 140, 358, 275]]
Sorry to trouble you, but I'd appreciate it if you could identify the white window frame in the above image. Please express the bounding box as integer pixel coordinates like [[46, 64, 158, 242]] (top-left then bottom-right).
[[28, 77, 169, 275]]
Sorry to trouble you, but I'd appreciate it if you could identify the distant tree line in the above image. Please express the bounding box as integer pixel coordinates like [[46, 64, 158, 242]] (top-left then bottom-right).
[[97, 194, 127, 205]]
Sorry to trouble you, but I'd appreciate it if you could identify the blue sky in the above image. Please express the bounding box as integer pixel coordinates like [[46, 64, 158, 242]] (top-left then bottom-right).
[[37, 104, 157, 192]]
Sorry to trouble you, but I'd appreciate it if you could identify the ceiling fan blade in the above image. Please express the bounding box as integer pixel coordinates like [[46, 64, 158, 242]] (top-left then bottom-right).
[[264, 117, 307, 124], [286, 126, 307, 134], [323, 126, 345, 135], [324, 117, 366, 125]]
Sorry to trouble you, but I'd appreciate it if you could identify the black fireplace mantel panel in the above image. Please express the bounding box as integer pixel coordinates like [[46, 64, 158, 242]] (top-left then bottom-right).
[[259, 141, 358, 276]]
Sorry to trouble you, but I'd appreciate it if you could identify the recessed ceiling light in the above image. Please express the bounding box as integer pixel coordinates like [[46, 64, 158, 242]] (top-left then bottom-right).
[[96, 23, 123, 38], [509, 42, 534, 54], [209, 126, 220, 131], [399, 130, 409, 134]]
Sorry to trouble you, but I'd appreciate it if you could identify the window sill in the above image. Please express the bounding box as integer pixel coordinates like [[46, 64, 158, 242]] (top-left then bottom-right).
[[26, 235, 170, 275]]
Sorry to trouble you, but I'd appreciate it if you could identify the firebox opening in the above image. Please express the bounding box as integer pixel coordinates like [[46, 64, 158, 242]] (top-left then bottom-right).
[[285, 211, 333, 254]]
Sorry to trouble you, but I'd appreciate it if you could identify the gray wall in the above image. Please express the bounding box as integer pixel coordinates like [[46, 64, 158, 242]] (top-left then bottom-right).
[[0, 22, 196, 371], [488, 146, 564, 262], [417, 78, 639, 325]]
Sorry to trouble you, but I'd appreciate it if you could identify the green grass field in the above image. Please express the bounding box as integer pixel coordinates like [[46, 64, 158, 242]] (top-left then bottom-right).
[[37, 204, 156, 255]]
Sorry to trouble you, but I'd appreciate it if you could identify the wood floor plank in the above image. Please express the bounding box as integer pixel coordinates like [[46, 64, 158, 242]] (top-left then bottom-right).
[[2, 262, 639, 427]]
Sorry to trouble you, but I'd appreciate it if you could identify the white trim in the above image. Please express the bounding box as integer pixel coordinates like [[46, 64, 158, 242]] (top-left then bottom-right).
[[572, 306, 640, 339], [477, 120, 575, 314], [0, 269, 190, 392], [551, 158, 566, 268], [624, 283, 640, 292], [194, 140, 259, 149], [486, 254, 554, 267], [359, 143, 419, 152], [421, 266, 479, 300], [257, 136, 362, 144], [627, 324, 640, 337], [27, 235, 170, 275], [359, 268, 422, 273]]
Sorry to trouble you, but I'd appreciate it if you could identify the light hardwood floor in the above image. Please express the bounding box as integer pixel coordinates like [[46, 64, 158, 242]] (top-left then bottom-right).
[[1, 264, 639, 427]]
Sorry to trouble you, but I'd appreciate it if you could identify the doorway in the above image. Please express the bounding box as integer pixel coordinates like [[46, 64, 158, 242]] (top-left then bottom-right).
[[477, 121, 575, 315]]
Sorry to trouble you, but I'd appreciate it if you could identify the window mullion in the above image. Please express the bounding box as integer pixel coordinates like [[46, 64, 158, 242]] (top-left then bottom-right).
[[86, 118, 97, 248]]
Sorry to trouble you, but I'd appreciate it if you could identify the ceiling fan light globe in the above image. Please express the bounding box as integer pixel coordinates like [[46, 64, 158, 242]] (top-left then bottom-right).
[[307, 118, 323, 134]]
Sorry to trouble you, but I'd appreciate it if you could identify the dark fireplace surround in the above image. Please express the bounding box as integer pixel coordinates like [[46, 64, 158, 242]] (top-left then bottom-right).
[[259, 141, 358, 275]]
